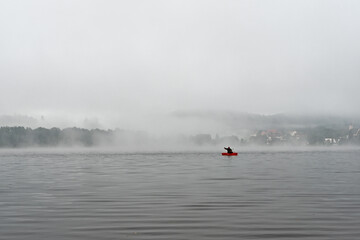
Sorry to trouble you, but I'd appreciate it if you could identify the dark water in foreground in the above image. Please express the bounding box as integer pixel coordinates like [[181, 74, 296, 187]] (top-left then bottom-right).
[[1, 149, 360, 240]]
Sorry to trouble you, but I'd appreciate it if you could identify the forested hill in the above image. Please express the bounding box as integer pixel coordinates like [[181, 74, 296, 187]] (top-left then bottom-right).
[[0, 127, 147, 148], [1, 125, 360, 148]]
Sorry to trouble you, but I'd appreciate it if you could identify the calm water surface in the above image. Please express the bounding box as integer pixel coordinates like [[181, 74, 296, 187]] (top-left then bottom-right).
[[1, 149, 360, 239]]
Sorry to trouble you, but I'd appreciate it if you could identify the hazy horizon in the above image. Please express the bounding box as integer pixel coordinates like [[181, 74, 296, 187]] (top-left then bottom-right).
[[1, 111, 359, 139], [1, 0, 360, 134]]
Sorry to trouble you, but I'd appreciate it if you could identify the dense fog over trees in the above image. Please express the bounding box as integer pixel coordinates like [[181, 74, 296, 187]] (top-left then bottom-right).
[[0, 127, 147, 148], [0, 114, 360, 147]]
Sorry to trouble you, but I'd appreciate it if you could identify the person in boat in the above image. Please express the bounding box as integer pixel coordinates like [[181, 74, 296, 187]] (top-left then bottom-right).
[[224, 147, 233, 153]]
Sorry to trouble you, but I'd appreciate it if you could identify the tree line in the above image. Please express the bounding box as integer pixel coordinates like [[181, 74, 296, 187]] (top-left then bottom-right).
[[0, 126, 359, 148], [0, 127, 147, 147]]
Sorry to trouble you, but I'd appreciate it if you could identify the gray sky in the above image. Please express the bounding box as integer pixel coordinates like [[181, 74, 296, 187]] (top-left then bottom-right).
[[1, 0, 360, 132]]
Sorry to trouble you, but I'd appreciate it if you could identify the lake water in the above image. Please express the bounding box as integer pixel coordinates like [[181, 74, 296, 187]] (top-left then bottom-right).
[[1, 149, 360, 239]]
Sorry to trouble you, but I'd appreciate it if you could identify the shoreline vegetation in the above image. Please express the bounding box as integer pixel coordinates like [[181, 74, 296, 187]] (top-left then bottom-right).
[[0, 125, 359, 148]]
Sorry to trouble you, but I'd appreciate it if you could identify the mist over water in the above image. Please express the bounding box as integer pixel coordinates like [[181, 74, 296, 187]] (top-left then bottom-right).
[[1, 112, 360, 150], [1, 1, 360, 239]]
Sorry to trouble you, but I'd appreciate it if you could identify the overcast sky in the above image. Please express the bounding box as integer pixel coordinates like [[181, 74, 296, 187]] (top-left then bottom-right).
[[1, 0, 360, 131]]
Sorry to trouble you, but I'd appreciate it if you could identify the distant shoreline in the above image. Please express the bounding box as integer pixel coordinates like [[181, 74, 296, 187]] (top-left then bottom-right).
[[0, 125, 359, 148]]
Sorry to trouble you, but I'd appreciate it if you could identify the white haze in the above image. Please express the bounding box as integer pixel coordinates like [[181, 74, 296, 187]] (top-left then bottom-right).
[[1, 0, 360, 134]]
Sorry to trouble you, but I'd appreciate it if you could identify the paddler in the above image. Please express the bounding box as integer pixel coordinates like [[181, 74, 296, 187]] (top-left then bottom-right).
[[224, 147, 233, 153]]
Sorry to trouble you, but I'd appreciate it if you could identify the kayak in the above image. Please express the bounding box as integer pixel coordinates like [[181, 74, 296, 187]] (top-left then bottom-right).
[[222, 153, 238, 156]]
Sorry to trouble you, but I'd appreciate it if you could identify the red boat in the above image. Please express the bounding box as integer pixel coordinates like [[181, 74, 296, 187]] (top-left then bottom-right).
[[222, 153, 238, 156]]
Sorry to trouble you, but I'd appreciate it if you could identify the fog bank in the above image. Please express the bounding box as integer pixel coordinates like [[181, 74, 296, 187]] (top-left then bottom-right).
[[1, 0, 360, 126]]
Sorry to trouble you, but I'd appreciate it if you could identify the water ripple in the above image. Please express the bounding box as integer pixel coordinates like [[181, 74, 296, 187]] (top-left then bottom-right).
[[1, 150, 360, 239]]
